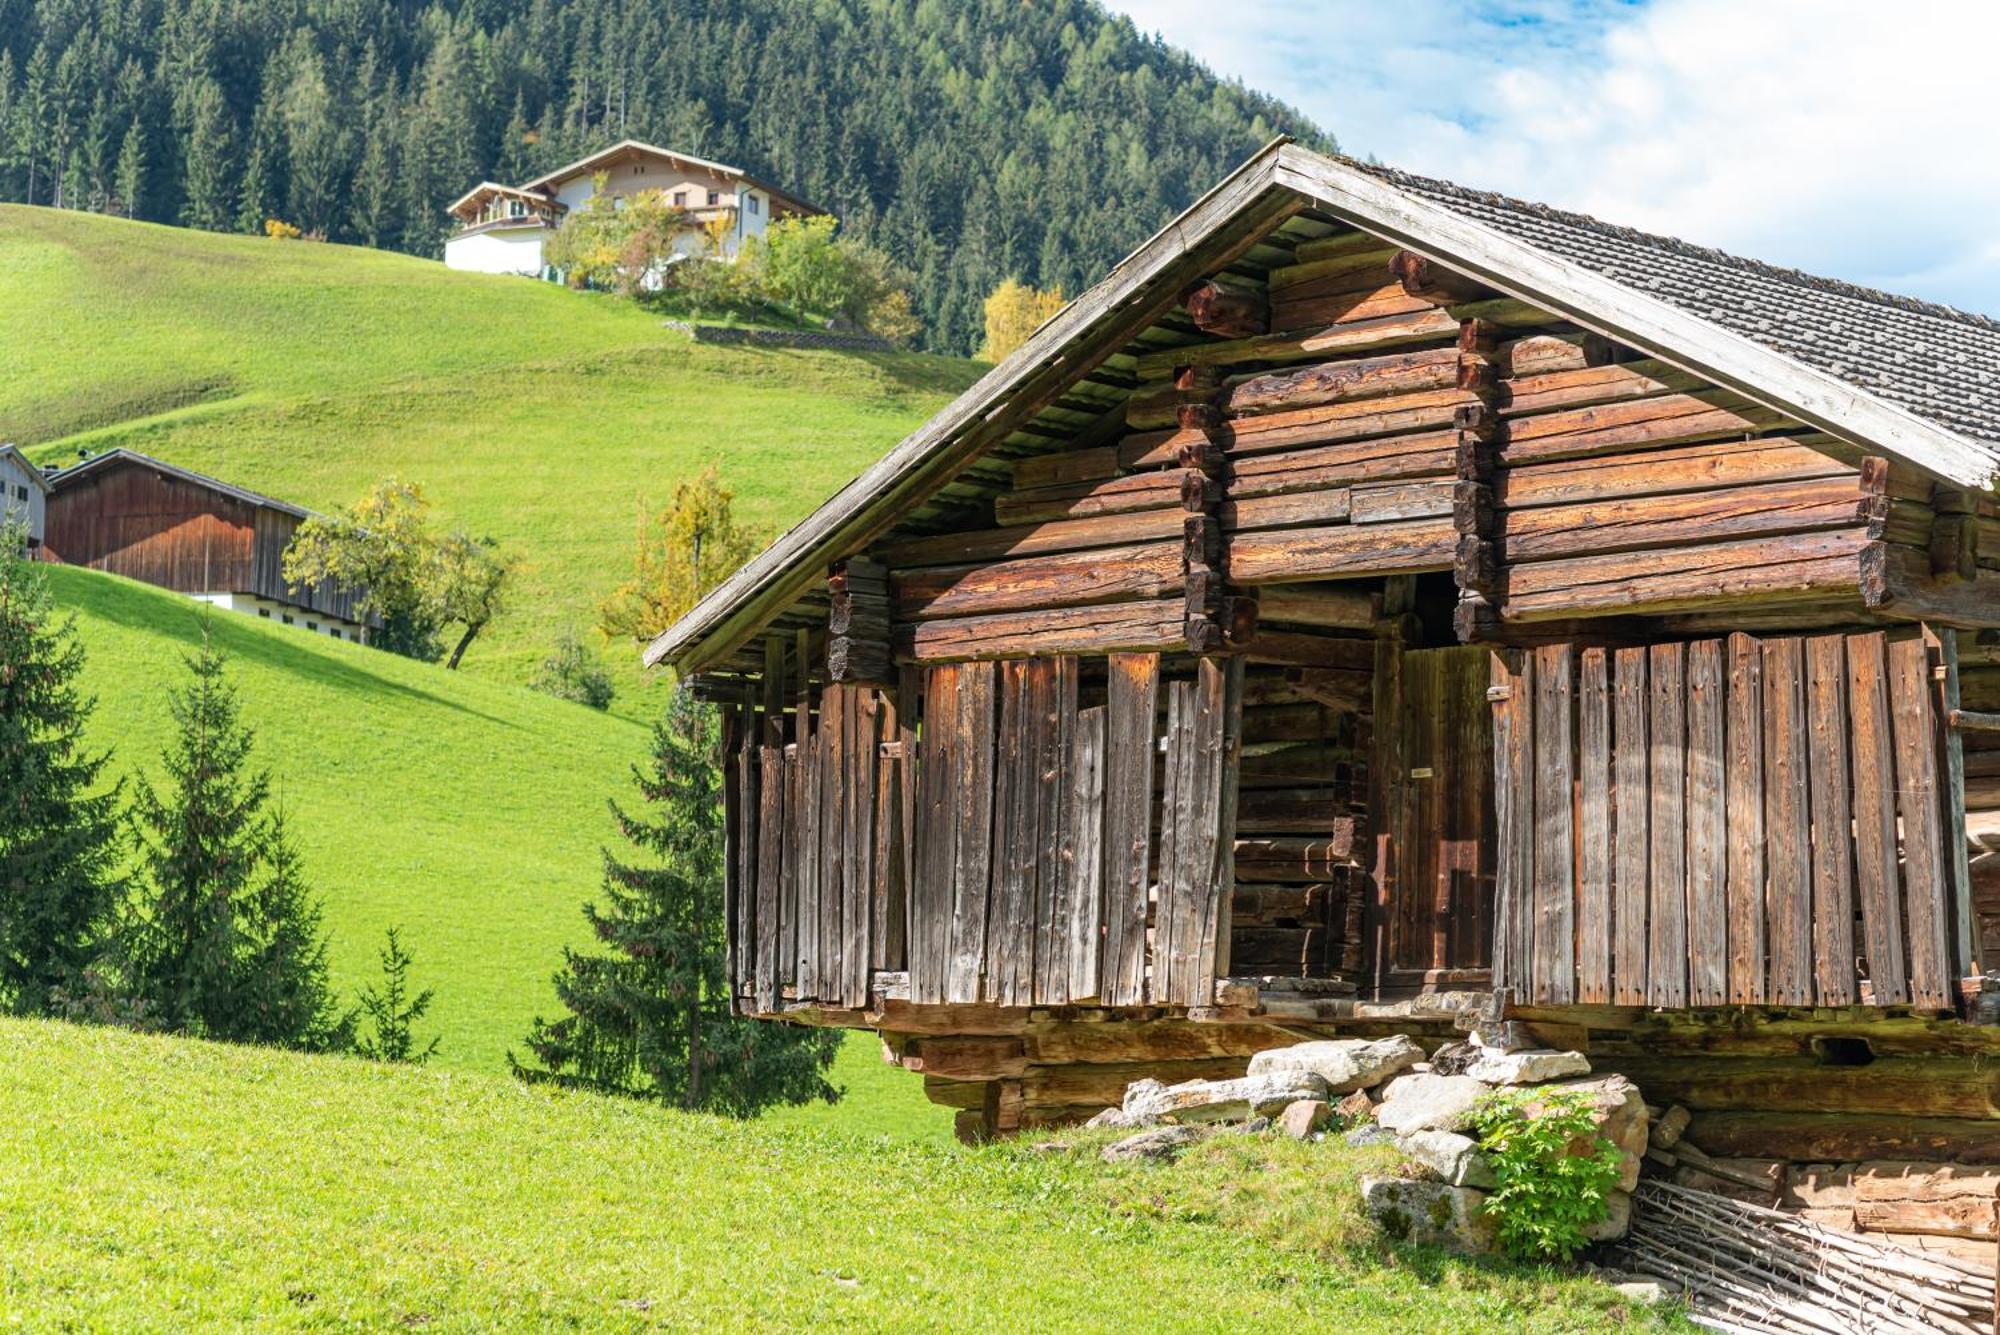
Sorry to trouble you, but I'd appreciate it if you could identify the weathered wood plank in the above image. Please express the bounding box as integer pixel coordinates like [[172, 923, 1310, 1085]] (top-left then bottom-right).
[[1845, 631, 1906, 1004], [1227, 517, 1458, 583], [1102, 653, 1159, 1005], [871, 689, 905, 973], [1532, 644, 1576, 1006], [910, 667, 956, 1004], [1647, 641, 1687, 1009], [894, 599, 1186, 664], [1184, 659, 1232, 987], [987, 662, 1035, 1007], [1499, 358, 1702, 416], [755, 743, 783, 1013], [1491, 650, 1534, 996], [1496, 437, 1856, 510], [1762, 636, 1813, 1006], [1889, 634, 1952, 1008], [1612, 646, 1649, 1006], [1723, 633, 1766, 1005], [1066, 703, 1107, 1002], [1034, 657, 1079, 1004], [1496, 476, 1877, 562], [1685, 639, 1728, 1008], [1501, 390, 1787, 464], [846, 688, 879, 1007], [818, 684, 846, 1005], [1225, 346, 1460, 417], [946, 662, 998, 1004], [1130, 307, 1461, 378], [1931, 627, 1974, 981], [1576, 647, 1612, 1004], [892, 540, 1184, 620], [1496, 529, 1872, 622], [1155, 680, 1196, 1005], [1803, 634, 1856, 1007]]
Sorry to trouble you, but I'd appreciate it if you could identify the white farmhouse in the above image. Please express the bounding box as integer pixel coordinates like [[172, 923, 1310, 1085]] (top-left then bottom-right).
[[442, 139, 824, 279], [0, 443, 49, 553]]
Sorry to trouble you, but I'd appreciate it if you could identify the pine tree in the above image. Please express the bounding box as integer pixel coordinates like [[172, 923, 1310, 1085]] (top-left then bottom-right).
[[355, 926, 439, 1064], [114, 118, 145, 217], [123, 635, 345, 1048], [514, 687, 840, 1115], [235, 65, 288, 233], [179, 77, 232, 230], [0, 529, 123, 1016], [231, 806, 351, 1051]]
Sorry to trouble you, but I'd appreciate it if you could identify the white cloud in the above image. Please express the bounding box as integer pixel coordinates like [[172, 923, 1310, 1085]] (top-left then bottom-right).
[[1109, 0, 2000, 315]]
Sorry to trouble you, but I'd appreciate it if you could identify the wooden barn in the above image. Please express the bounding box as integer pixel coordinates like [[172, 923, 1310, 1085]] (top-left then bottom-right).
[[44, 450, 370, 638], [647, 140, 2000, 1226]]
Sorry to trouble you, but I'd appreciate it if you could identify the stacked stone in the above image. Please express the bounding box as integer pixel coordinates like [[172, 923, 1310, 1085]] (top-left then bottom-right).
[[1086, 1025, 1654, 1259], [1355, 1022, 1648, 1255]]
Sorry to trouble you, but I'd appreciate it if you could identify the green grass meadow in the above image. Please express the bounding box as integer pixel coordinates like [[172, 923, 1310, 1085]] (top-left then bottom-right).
[[1, 204, 982, 715], [0, 1018, 1678, 1332], [55, 563, 933, 1139]]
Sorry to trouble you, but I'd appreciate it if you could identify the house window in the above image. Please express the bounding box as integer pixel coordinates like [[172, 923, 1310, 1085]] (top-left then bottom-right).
[[673, 190, 687, 207], [11, 484, 23, 501], [282, 614, 294, 626], [508, 200, 525, 218], [633, 164, 644, 175], [747, 194, 759, 215], [258, 609, 270, 619], [307, 622, 319, 633], [707, 190, 720, 206]]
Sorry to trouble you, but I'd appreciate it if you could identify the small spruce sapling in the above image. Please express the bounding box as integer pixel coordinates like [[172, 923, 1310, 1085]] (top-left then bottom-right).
[[355, 926, 440, 1064], [122, 631, 349, 1049], [512, 686, 840, 1114]]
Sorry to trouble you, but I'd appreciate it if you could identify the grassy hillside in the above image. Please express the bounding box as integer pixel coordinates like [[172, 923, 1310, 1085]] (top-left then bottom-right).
[[52, 562, 934, 1138], [0, 1018, 1672, 1331], [2, 206, 982, 714]]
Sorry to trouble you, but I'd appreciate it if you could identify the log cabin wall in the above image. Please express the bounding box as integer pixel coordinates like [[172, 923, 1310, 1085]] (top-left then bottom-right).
[[699, 208, 2000, 1147]]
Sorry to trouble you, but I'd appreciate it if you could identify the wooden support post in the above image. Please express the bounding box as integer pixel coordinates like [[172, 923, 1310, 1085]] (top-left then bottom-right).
[[1173, 360, 1256, 653], [1452, 318, 1502, 640], [827, 557, 892, 684], [1933, 485, 1980, 584]]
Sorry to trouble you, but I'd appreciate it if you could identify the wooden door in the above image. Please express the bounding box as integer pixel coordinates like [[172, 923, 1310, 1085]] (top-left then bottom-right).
[[1374, 644, 1496, 992]]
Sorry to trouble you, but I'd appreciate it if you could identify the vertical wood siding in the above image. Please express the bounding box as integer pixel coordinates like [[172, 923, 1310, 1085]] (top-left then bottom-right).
[[1495, 629, 1967, 1009], [727, 651, 1246, 1013]]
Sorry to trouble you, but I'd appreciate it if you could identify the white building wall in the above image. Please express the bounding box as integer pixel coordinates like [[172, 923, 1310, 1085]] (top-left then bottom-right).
[[443, 227, 546, 277], [193, 591, 366, 642], [0, 451, 46, 549]]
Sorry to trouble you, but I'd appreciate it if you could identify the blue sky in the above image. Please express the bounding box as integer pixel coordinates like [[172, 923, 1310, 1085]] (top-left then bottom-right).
[[1110, 0, 2000, 317]]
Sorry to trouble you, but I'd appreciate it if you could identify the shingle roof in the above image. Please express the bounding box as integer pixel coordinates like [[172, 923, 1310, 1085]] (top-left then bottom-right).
[[1360, 161, 2000, 449]]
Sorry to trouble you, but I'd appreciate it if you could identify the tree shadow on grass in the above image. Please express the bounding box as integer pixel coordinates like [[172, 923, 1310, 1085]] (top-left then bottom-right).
[[56, 572, 520, 731]]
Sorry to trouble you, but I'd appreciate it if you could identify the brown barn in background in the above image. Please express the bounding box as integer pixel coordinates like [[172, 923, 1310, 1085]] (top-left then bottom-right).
[[44, 449, 369, 639]]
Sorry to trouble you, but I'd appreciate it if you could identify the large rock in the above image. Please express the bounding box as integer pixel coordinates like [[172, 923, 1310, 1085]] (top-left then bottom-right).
[[1375, 1073, 1490, 1135], [1276, 1099, 1331, 1140], [1583, 1189, 1633, 1242], [1246, 1036, 1425, 1094], [1085, 1106, 1135, 1130], [1334, 1089, 1375, 1124], [1102, 1125, 1208, 1163], [1464, 1048, 1591, 1085], [1533, 1075, 1649, 1192], [1360, 1176, 1497, 1255], [1471, 1020, 1539, 1053], [1396, 1129, 1497, 1189], [1121, 1072, 1329, 1125]]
